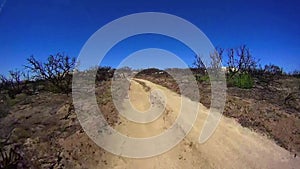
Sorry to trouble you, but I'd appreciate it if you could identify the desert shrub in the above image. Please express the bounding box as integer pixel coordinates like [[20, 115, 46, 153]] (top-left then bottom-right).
[[251, 64, 264, 77], [284, 92, 300, 111], [264, 64, 283, 75], [250, 64, 283, 85], [193, 54, 205, 70], [26, 53, 76, 94], [96, 66, 114, 81], [190, 68, 206, 76], [193, 48, 224, 80], [228, 73, 254, 89], [196, 74, 210, 83], [0, 70, 27, 99], [135, 68, 161, 76], [227, 45, 259, 76], [290, 70, 300, 78]]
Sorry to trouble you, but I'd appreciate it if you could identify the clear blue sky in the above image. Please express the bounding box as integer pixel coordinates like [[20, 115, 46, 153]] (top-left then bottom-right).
[[0, 0, 299, 75]]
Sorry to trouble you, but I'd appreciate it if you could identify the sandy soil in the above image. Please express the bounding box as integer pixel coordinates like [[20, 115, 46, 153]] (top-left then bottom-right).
[[1, 78, 299, 168], [136, 71, 300, 154], [94, 79, 299, 169]]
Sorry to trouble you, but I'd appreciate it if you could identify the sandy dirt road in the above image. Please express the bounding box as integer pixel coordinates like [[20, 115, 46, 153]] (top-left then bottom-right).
[[96, 79, 299, 169]]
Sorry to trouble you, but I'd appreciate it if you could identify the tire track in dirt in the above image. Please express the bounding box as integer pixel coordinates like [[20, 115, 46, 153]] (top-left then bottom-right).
[[97, 79, 299, 169]]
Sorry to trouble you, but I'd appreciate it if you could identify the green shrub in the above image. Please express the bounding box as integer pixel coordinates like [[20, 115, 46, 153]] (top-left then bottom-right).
[[194, 74, 208, 82], [228, 73, 254, 89]]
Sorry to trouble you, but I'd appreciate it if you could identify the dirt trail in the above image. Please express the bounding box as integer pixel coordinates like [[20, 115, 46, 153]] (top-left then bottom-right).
[[97, 79, 299, 169]]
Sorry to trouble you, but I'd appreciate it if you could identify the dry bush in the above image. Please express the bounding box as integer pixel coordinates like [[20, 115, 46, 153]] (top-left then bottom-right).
[[227, 45, 259, 76], [26, 53, 76, 94], [0, 70, 28, 99]]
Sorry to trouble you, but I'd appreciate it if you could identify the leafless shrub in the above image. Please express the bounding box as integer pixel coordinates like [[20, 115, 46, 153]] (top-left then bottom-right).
[[193, 48, 224, 78], [264, 64, 283, 75], [227, 45, 259, 76], [209, 48, 224, 70], [193, 54, 205, 70], [290, 70, 300, 78], [26, 53, 76, 94], [0, 70, 26, 99]]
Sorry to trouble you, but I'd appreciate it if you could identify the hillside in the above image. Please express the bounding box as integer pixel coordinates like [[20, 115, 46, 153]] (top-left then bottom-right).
[[0, 70, 299, 168]]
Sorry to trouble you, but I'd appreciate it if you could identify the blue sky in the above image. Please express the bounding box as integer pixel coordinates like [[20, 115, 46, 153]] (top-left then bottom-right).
[[0, 0, 299, 75]]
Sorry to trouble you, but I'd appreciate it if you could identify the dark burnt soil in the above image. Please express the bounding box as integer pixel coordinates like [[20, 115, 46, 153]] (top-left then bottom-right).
[[135, 70, 300, 156]]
